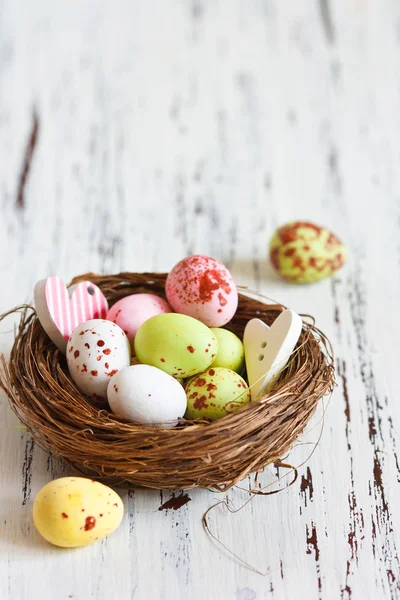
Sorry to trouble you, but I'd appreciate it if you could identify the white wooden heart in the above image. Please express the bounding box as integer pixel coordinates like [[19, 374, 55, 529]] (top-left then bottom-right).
[[243, 309, 302, 401]]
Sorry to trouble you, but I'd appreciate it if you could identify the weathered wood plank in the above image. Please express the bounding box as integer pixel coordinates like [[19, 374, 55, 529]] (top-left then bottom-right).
[[0, 0, 399, 598]]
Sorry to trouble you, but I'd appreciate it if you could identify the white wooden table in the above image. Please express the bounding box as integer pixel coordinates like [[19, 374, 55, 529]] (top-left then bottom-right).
[[1, 1, 399, 598]]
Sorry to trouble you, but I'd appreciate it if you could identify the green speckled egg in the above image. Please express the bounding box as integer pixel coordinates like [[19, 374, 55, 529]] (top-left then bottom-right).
[[134, 313, 218, 378], [210, 328, 245, 373], [269, 221, 347, 283], [185, 367, 251, 421]]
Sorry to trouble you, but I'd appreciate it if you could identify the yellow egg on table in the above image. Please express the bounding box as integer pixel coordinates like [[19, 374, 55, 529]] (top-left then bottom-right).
[[269, 221, 347, 283], [33, 477, 124, 548]]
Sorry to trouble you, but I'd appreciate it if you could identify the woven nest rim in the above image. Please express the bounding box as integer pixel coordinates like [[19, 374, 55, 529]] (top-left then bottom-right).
[[0, 272, 335, 491]]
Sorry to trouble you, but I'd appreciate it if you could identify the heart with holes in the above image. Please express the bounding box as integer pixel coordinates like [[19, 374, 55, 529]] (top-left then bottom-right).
[[243, 309, 302, 401], [34, 276, 109, 353]]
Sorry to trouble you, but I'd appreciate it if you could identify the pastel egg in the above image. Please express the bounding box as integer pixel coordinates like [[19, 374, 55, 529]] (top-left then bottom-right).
[[185, 367, 251, 421], [131, 354, 184, 384], [165, 255, 238, 327], [33, 477, 123, 548], [269, 221, 347, 283], [66, 319, 131, 403], [106, 294, 172, 349], [107, 364, 187, 426], [134, 313, 218, 378], [210, 328, 245, 373]]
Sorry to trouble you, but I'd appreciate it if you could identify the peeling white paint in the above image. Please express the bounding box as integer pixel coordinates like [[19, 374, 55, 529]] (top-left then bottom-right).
[[0, 1, 399, 598]]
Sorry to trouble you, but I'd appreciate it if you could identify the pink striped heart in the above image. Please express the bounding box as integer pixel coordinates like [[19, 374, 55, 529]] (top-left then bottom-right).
[[34, 276, 109, 353]]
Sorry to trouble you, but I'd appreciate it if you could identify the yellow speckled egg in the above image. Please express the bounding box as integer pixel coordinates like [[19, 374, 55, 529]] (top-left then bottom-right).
[[33, 477, 124, 548], [269, 221, 347, 283]]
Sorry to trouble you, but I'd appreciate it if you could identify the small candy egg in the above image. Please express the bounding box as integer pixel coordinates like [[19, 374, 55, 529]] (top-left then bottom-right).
[[210, 328, 245, 373], [106, 294, 172, 349], [134, 313, 218, 378], [165, 255, 238, 327], [33, 477, 123, 548], [66, 319, 131, 403], [269, 221, 347, 283], [131, 354, 185, 383], [107, 364, 187, 426], [185, 367, 251, 421]]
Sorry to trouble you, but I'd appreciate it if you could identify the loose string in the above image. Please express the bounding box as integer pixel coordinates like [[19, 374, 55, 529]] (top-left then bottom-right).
[[202, 387, 333, 574], [202, 461, 299, 575]]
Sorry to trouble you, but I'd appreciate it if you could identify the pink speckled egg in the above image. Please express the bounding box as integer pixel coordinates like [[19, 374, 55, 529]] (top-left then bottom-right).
[[165, 255, 238, 327], [106, 294, 172, 349]]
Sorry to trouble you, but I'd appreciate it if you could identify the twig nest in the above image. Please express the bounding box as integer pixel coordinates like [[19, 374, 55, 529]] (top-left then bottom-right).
[[0, 272, 334, 491]]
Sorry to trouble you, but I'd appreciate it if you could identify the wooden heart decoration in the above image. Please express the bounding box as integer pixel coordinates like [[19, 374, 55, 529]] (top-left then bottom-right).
[[243, 309, 302, 401], [34, 276, 109, 353]]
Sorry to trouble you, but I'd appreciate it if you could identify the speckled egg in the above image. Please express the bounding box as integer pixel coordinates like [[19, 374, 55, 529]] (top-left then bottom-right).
[[210, 328, 245, 374], [185, 367, 251, 421], [134, 313, 218, 378], [106, 294, 172, 349], [107, 364, 187, 426], [269, 221, 347, 283], [165, 255, 238, 327], [33, 477, 124, 548], [66, 319, 131, 403], [130, 354, 184, 384]]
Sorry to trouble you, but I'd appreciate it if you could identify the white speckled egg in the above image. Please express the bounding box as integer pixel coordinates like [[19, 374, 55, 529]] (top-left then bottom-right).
[[107, 364, 187, 426], [67, 319, 131, 403]]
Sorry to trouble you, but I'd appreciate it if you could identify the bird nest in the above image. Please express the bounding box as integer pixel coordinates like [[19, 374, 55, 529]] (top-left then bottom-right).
[[0, 272, 335, 491]]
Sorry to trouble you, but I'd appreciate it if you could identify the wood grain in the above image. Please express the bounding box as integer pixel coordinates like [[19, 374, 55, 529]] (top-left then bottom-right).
[[0, 0, 399, 598]]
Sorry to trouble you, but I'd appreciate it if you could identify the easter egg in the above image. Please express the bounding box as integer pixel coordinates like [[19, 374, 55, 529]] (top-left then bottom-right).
[[165, 255, 238, 327], [107, 364, 187, 426], [106, 294, 172, 349], [210, 328, 245, 373], [134, 313, 218, 378], [33, 477, 123, 548], [185, 367, 251, 421], [269, 221, 347, 283], [130, 354, 184, 384], [66, 319, 131, 403]]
